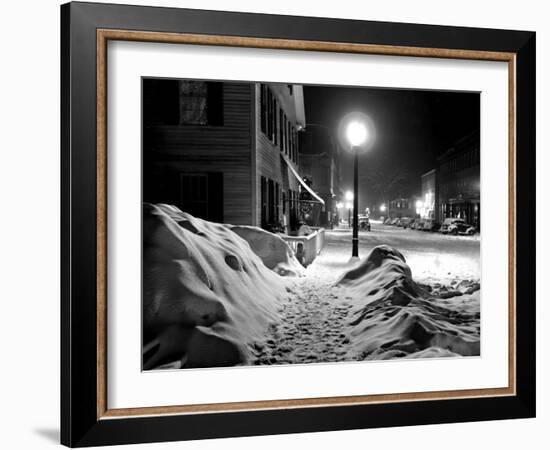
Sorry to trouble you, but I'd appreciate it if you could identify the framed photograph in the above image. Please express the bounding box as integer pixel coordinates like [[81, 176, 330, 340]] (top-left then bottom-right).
[[61, 2, 536, 447]]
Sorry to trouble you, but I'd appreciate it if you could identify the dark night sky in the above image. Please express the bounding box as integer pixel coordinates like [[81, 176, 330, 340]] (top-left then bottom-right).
[[303, 85, 480, 209]]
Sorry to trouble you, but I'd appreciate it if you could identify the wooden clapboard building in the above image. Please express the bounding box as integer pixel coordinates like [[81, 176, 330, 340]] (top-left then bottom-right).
[[143, 79, 315, 232]]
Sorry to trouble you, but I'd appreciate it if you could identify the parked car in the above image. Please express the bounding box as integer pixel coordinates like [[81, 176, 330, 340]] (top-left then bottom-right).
[[439, 218, 458, 233], [410, 219, 423, 230], [358, 214, 371, 231], [389, 217, 400, 225], [398, 217, 414, 228], [419, 219, 440, 232], [448, 221, 476, 235], [439, 218, 476, 235]]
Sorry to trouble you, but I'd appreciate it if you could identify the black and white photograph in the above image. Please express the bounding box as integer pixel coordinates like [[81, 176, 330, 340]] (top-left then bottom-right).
[[142, 79, 481, 370]]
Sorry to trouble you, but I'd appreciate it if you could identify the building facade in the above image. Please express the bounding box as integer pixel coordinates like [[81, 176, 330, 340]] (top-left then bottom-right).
[[436, 131, 480, 228], [298, 126, 342, 227], [142, 79, 312, 232], [256, 83, 306, 231], [420, 169, 438, 220], [388, 197, 417, 218]]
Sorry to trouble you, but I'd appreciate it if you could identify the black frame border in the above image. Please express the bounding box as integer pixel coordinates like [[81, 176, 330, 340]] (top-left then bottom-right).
[[61, 2, 536, 447]]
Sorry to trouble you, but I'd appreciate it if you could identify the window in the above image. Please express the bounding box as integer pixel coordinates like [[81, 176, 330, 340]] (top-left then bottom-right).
[[179, 81, 207, 125], [261, 86, 283, 145], [289, 127, 293, 161], [271, 96, 277, 144], [281, 114, 288, 155], [261, 177, 282, 228], [179, 172, 223, 222], [179, 81, 224, 126], [273, 101, 278, 146], [291, 126, 296, 162], [261, 176, 268, 227], [268, 179, 275, 224], [295, 128, 299, 161], [287, 121, 291, 157], [267, 90, 273, 142], [275, 182, 280, 222], [279, 109, 284, 150], [271, 94, 277, 143], [180, 174, 207, 217], [260, 84, 267, 134]]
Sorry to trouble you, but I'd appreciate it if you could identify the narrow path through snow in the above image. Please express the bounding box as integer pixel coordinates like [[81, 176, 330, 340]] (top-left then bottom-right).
[[251, 278, 354, 365]]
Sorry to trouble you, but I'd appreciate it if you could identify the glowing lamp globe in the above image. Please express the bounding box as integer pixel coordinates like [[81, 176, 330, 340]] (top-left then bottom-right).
[[346, 121, 368, 147]]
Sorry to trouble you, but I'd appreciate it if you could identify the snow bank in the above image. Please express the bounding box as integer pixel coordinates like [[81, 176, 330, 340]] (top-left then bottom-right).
[[336, 245, 480, 360], [230, 226, 305, 276], [142, 204, 288, 370]]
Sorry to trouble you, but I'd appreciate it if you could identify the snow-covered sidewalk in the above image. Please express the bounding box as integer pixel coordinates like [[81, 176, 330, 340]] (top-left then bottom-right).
[[250, 233, 359, 365], [250, 279, 354, 364]]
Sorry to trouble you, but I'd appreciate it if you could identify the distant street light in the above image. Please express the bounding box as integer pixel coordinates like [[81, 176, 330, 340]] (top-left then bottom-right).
[[345, 201, 353, 228], [380, 204, 387, 212], [345, 190, 354, 202], [335, 201, 344, 226]]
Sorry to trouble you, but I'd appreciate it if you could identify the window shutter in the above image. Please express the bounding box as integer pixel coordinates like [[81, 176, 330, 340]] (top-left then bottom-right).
[[206, 82, 224, 126], [143, 78, 179, 125]]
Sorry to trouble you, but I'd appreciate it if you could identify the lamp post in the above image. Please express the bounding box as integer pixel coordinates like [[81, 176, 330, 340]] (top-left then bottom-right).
[[346, 121, 368, 258]]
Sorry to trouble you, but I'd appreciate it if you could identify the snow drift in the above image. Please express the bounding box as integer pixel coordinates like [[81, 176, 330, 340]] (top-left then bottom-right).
[[142, 203, 288, 370], [336, 245, 480, 360], [229, 226, 305, 276]]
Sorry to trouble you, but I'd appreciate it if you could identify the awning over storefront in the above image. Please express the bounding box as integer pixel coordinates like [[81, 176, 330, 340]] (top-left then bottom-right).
[[281, 153, 325, 209]]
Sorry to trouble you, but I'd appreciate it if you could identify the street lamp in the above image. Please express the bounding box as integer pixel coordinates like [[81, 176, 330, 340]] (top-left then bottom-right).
[[380, 204, 387, 213], [346, 121, 369, 257]]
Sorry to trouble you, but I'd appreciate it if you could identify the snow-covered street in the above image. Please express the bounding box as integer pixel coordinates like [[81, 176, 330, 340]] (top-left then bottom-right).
[[311, 221, 480, 285], [251, 222, 480, 365]]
